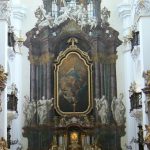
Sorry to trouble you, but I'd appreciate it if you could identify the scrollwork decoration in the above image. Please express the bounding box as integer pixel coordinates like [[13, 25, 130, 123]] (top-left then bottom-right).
[[142, 70, 150, 114], [145, 125, 150, 144], [0, 137, 8, 150], [143, 70, 150, 87], [0, 65, 7, 112]]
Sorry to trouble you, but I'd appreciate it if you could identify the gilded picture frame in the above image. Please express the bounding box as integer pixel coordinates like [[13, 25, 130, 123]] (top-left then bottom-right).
[[54, 38, 93, 115]]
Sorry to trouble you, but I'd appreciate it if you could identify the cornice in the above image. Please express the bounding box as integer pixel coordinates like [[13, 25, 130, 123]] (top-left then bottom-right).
[[29, 52, 55, 64]]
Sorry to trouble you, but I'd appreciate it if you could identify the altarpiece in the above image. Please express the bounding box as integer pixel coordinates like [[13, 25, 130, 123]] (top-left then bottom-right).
[[23, 0, 125, 149]]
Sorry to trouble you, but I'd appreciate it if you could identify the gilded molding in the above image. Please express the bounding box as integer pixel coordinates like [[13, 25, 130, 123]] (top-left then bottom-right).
[[92, 53, 118, 64], [54, 37, 93, 116], [29, 52, 54, 64], [0, 137, 8, 150]]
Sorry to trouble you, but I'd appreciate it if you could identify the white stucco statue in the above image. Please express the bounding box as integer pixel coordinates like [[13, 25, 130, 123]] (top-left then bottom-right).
[[23, 97, 36, 126], [95, 98, 100, 111], [95, 96, 109, 124], [36, 3, 97, 30], [111, 93, 126, 126], [101, 7, 110, 24], [37, 98, 53, 124], [35, 6, 45, 24], [88, 16, 97, 29]]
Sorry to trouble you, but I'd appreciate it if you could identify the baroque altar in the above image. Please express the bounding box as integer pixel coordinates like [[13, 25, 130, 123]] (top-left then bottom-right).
[[23, 0, 125, 149]]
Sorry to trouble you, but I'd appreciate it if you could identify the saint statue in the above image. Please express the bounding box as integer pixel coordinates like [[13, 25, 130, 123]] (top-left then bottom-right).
[[111, 93, 126, 126], [96, 96, 109, 124]]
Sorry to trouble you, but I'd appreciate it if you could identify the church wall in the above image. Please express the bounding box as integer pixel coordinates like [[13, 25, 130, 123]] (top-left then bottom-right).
[[1, 0, 150, 149]]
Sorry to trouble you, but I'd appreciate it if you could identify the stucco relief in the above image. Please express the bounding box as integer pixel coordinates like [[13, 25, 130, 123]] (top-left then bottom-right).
[[135, 0, 150, 18], [0, 0, 11, 20]]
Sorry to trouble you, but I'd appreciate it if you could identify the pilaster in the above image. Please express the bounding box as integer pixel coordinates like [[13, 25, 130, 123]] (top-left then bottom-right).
[[118, 3, 139, 150], [8, 3, 27, 149], [0, 0, 11, 139]]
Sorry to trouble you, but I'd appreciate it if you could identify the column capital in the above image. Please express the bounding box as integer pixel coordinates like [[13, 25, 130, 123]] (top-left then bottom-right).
[[12, 4, 26, 22], [0, 0, 11, 21], [118, 2, 131, 19]]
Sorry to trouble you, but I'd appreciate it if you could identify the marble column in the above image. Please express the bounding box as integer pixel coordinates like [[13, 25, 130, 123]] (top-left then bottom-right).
[[47, 61, 52, 99], [110, 64, 117, 98], [0, 0, 11, 139], [30, 64, 35, 100], [93, 0, 101, 22], [36, 65, 39, 100], [94, 61, 100, 98], [43, 64, 47, 98], [39, 64, 42, 99]]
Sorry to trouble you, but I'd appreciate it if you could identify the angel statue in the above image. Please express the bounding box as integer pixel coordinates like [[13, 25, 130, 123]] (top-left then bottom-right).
[[35, 6, 45, 24], [96, 96, 109, 124], [23, 97, 36, 126], [111, 93, 126, 126], [37, 98, 54, 125], [101, 7, 110, 24]]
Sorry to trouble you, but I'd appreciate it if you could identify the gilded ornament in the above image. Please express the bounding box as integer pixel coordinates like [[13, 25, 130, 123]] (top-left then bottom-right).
[[54, 37, 93, 116], [145, 125, 150, 144], [143, 70, 150, 87], [0, 65, 7, 112], [0, 65, 7, 91], [0, 137, 8, 150]]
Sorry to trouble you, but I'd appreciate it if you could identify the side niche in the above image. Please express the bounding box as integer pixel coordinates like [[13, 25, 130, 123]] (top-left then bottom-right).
[[54, 38, 93, 116]]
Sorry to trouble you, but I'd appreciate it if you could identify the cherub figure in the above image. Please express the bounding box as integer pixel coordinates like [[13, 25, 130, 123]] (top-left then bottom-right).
[[101, 7, 110, 24]]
